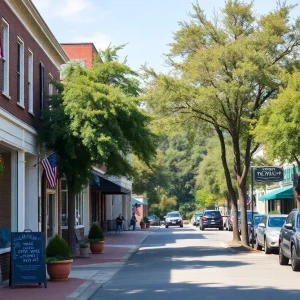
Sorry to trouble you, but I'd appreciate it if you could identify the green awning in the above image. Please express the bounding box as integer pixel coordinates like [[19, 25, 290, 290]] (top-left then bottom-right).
[[258, 186, 293, 201]]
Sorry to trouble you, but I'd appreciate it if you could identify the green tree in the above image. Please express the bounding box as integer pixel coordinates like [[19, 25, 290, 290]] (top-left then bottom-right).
[[41, 46, 156, 254], [144, 1, 300, 245]]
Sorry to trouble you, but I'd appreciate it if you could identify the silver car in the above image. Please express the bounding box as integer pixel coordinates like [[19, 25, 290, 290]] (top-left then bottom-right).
[[255, 214, 287, 254]]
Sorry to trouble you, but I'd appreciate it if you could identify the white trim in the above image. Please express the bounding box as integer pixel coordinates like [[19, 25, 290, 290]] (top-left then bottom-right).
[[92, 166, 106, 175], [4, 0, 68, 67], [2, 18, 10, 97], [0, 247, 10, 254], [17, 36, 25, 107], [28, 49, 34, 114], [0, 106, 37, 135]]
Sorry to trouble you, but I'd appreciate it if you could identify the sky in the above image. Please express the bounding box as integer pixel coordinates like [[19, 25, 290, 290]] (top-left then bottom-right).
[[32, 0, 300, 73]]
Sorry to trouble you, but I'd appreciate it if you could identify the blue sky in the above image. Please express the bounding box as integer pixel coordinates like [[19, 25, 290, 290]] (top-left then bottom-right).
[[32, 0, 299, 73]]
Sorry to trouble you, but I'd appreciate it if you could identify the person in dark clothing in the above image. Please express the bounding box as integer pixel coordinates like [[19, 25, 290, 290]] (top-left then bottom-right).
[[116, 213, 124, 234], [130, 213, 137, 230]]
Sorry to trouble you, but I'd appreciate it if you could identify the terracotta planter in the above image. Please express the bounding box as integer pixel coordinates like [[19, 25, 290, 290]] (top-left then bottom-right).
[[79, 247, 89, 257], [146, 223, 150, 229], [47, 259, 73, 281], [140, 222, 146, 229], [90, 241, 105, 254]]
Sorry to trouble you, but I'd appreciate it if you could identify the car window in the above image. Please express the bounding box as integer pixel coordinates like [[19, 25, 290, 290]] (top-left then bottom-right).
[[286, 212, 294, 224], [268, 216, 286, 227], [297, 215, 300, 228], [167, 213, 180, 218], [247, 212, 259, 221], [254, 215, 264, 225], [147, 216, 155, 220], [260, 216, 267, 225], [291, 213, 296, 226], [205, 211, 221, 217]]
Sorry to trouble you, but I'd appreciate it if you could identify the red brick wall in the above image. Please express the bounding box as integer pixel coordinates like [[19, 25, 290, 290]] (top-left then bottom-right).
[[61, 44, 97, 69], [0, 152, 11, 228], [0, 252, 10, 281], [0, 2, 60, 130]]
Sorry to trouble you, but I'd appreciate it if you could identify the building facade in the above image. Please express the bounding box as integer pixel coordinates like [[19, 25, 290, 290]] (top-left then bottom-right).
[[0, 0, 68, 282]]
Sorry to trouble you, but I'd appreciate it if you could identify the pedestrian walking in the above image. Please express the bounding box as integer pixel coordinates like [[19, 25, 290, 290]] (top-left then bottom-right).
[[116, 213, 124, 234], [130, 213, 137, 230]]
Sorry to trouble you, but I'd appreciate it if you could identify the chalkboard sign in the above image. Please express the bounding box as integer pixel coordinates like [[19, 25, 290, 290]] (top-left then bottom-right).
[[75, 228, 83, 242], [10, 232, 47, 288]]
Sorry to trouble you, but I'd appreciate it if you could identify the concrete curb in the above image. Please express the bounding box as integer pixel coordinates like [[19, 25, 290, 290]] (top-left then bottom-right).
[[68, 228, 159, 300], [220, 242, 238, 254]]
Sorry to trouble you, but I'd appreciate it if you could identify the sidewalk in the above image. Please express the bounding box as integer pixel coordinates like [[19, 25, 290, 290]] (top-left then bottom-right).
[[0, 227, 159, 300]]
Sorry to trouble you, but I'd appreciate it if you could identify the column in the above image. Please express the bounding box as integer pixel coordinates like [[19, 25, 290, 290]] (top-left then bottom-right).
[[122, 194, 128, 230], [17, 150, 26, 232]]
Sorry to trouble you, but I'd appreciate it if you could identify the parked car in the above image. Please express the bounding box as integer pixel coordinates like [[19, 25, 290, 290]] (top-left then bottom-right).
[[165, 211, 183, 228], [279, 209, 300, 271], [225, 210, 259, 231], [192, 212, 203, 226], [147, 215, 161, 226], [248, 214, 266, 243], [238, 211, 260, 233], [200, 210, 223, 231], [256, 214, 287, 254]]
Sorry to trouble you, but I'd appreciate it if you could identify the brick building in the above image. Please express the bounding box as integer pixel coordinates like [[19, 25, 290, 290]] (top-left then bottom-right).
[[0, 0, 68, 282]]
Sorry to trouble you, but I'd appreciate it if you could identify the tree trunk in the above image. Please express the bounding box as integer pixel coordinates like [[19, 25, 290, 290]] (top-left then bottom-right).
[[236, 183, 249, 246], [67, 177, 76, 256], [215, 126, 240, 241]]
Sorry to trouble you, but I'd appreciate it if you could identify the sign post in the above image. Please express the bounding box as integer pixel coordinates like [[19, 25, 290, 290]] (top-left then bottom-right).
[[250, 166, 283, 248], [10, 231, 47, 289]]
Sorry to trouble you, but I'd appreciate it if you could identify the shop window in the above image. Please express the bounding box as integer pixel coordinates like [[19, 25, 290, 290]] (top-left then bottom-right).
[[2, 19, 9, 97], [61, 179, 84, 226]]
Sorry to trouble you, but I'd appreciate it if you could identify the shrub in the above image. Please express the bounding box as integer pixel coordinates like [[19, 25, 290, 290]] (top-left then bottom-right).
[[88, 223, 104, 242], [80, 242, 88, 248], [46, 234, 71, 262], [143, 216, 149, 223], [269, 210, 280, 215]]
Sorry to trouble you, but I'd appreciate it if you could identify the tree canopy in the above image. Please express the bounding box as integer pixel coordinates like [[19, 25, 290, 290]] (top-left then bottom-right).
[[144, 0, 300, 245], [41, 46, 156, 253]]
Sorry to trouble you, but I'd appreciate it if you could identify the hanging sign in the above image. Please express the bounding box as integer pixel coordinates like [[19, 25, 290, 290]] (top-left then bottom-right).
[[254, 167, 283, 183]]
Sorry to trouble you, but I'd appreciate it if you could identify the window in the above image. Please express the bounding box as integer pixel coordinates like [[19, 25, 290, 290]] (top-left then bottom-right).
[[39, 62, 44, 116], [268, 216, 286, 227], [61, 179, 84, 226], [17, 37, 24, 106], [28, 50, 33, 113], [2, 19, 9, 96]]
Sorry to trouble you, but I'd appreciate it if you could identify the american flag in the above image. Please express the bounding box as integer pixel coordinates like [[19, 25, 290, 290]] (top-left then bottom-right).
[[132, 202, 141, 216], [41, 152, 58, 188]]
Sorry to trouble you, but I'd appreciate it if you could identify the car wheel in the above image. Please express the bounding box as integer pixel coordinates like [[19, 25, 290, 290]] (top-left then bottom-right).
[[219, 227, 223, 231], [279, 243, 289, 265], [229, 226, 233, 232], [200, 225, 204, 231], [264, 238, 271, 254], [255, 236, 262, 250], [291, 245, 300, 271], [180, 224, 183, 228], [166, 225, 168, 228]]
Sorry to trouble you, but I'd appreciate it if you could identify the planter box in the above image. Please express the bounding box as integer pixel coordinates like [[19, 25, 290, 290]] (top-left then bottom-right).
[[140, 223, 146, 229], [79, 247, 89, 257], [90, 241, 105, 254], [47, 259, 73, 281]]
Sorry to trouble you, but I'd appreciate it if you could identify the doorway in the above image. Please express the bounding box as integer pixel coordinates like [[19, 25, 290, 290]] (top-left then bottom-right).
[[47, 193, 56, 239]]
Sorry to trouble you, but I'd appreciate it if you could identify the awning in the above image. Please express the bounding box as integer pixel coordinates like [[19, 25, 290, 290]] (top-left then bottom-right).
[[91, 173, 131, 195], [131, 198, 144, 206], [258, 186, 293, 201]]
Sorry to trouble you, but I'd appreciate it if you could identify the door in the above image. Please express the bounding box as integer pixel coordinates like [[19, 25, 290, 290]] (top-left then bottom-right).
[[47, 193, 55, 239], [282, 212, 293, 257], [257, 216, 266, 246]]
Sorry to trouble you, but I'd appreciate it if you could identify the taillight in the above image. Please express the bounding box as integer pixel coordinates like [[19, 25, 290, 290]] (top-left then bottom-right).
[[202, 216, 207, 221], [220, 217, 223, 222]]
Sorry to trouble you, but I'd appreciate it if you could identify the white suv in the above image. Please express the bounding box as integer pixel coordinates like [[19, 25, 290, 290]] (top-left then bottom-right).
[[165, 211, 183, 228]]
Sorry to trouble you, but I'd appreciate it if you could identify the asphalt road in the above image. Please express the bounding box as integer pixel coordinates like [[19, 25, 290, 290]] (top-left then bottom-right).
[[90, 225, 300, 300]]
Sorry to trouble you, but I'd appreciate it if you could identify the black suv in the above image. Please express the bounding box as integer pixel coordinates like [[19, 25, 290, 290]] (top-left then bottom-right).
[[279, 209, 300, 271], [200, 210, 223, 231]]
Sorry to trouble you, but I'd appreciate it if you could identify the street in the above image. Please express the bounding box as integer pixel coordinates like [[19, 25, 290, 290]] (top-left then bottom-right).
[[91, 225, 300, 300]]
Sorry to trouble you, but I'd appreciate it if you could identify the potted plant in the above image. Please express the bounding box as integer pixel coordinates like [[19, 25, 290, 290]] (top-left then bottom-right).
[[79, 242, 89, 257], [46, 234, 73, 281], [144, 217, 150, 229], [88, 223, 105, 254], [140, 219, 146, 229]]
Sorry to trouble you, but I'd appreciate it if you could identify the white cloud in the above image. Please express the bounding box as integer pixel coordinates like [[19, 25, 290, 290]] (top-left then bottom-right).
[[32, 0, 104, 23], [72, 32, 113, 51]]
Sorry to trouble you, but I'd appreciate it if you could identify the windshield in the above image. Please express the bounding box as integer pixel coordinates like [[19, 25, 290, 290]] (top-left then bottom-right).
[[205, 211, 221, 217], [268, 217, 286, 227], [196, 213, 203, 217], [147, 216, 155, 220], [167, 213, 180, 218], [247, 212, 259, 221]]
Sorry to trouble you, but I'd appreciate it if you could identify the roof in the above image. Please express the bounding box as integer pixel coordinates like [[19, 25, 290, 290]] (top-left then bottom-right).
[[258, 186, 293, 201]]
